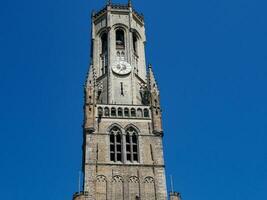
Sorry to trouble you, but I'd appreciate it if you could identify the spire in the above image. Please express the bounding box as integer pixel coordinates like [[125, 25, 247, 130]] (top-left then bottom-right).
[[147, 64, 159, 94], [128, 0, 132, 7], [107, 0, 111, 5], [85, 64, 95, 88], [147, 64, 163, 136]]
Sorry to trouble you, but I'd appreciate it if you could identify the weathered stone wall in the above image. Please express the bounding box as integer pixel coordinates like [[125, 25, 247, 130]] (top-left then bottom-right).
[[83, 109, 167, 199]]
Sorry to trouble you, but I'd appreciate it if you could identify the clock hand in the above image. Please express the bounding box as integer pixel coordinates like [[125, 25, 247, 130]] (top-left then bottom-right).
[[119, 64, 124, 72]]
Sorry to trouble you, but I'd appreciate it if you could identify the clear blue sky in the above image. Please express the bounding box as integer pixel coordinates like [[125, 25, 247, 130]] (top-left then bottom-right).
[[0, 0, 266, 199]]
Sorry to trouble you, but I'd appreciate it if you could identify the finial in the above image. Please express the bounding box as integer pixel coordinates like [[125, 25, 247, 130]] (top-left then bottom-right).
[[107, 0, 111, 5], [128, 0, 132, 7], [170, 175, 174, 193], [91, 10, 96, 18]]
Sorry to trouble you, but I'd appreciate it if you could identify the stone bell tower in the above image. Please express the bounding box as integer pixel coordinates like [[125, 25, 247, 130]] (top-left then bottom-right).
[[73, 1, 177, 199]]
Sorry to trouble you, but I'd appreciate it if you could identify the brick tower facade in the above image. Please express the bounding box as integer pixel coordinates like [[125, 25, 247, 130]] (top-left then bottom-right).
[[73, 1, 173, 200]]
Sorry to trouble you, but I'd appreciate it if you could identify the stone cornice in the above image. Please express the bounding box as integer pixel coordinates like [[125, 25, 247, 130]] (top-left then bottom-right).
[[92, 4, 144, 22]]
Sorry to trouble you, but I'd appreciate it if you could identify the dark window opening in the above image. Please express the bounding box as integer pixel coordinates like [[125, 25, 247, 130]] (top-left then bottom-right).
[[126, 145, 131, 152], [101, 33, 108, 53], [131, 108, 136, 117], [118, 108, 123, 117], [116, 29, 125, 49], [144, 108, 149, 118], [116, 134, 121, 143], [111, 108, 116, 117], [133, 153, 138, 161], [98, 107, 103, 116], [110, 134, 114, 143], [126, 134, 131, 161], [127, 154, 131, 161], [117, 153, 122, 161], [154, 99, 158, 106], [110, 153, 115, 161], [110, 134, 115, 161], [132, 134, 137, 143], [104, 107, 110, 116], [126, 134, 130, 143], [120, 82, 124, 95], [124, 108, 129, 117], [100, 33, 108, 75]]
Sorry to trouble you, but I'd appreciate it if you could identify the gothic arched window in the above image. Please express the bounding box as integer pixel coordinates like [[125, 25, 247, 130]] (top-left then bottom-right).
[[124, 108, 129, 117], [104, 107, 110, 116], [116, 29, 125, 49], [144, 177, 156, 199], [137, 108, 143, 118], [131, 108, 136, 117], [100, 32, 108, 75], [118, 107, 123, 117], [98, 107, 103, 116], [111, 107, 116, 117], [96, 175, 107, 200], [126, 127, 139, 162], [144, 108, 149, 118], [110, 127, 122, 162], [101, 32, 108, 54]]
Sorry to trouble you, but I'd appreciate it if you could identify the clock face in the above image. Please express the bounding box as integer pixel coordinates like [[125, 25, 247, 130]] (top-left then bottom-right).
[[112, 61, 132, 75]]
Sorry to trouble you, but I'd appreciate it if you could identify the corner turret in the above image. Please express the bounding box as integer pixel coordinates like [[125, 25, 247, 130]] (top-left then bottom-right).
[[148, 64, 163, 136], [84, 65, 96, 133]]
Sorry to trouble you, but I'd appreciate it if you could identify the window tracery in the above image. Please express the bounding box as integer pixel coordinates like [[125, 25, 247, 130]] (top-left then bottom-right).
[[126, 127, 139, 162], [110, 127, 122, 162]]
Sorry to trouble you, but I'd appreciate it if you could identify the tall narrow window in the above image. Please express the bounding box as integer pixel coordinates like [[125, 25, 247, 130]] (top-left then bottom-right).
[[110, 127, 122, 162], [118, 107, 123, 117], [120, 82, 124, 95], [98, 107, 103, 116], [104, 107, 110, 116], [116, 134, 122, 161], [132, 32, 138, 54], [131, 108, 136, 117], [100, 32, 108, 75], [144, 108, 149, 118], [124, 108, 129, 117], [126, 133, 131, 161], [132, 133, 138, 161], [110, 133, 115, 161], [111, 107, 116, 117], [137, 108, 143, 118], [116, 29, 125, 49], [101, 33, 108, 54], [126, 127, 139, 162]]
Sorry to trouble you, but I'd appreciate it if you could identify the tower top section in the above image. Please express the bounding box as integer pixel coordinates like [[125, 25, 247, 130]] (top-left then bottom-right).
[[92, 1, 144, 23]]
